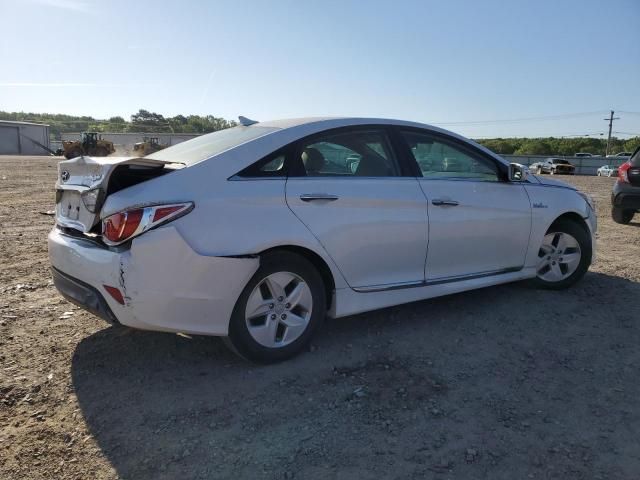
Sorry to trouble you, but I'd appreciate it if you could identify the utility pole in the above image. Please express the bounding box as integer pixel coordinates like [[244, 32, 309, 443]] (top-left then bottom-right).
[[604, 110, 620, 156]]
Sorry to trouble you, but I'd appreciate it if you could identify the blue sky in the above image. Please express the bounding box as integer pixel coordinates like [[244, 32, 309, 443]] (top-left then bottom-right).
[[1, 0, 639, 138]]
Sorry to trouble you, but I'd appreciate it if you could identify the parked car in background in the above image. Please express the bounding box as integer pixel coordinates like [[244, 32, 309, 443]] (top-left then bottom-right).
[[597, 165, 619, 177], [48, 117, 596, 362], [530, 158, 576, 175], [574, 153, 594, 158], [611, 147, 640, 224], [606, 152, 632, 158]]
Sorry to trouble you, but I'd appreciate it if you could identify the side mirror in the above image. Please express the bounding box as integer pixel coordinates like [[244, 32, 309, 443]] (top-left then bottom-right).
[[508, 163, 528, 182]]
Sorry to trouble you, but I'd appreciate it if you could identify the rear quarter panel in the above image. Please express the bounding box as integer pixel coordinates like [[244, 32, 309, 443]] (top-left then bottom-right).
[[101, 164, 349, 290]]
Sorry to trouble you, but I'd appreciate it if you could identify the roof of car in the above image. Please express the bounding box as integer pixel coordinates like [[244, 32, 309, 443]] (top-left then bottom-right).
[[246, 116, 508, 168], [255, 116, 430, 130]]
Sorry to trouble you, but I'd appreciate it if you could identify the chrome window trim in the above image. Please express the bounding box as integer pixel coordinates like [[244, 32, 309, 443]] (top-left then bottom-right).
[[228, 175, 421, 181]]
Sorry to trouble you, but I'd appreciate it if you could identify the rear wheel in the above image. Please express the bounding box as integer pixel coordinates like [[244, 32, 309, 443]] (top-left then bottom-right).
[[531, 219, 591, 290], [612, 207, 634, 224], [226, 251, 326, 363], [89, 146, 109, 157], [64, 147, 83, 159]]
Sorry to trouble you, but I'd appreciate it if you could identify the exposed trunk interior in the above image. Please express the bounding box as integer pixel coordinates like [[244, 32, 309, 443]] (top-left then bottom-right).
[[106, 164, 174, 196]]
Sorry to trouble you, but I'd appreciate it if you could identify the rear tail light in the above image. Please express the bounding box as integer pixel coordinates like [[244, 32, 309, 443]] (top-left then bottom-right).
[[618, 162, 631, 184], [102, 202, 193, 246], [81, 188, 104, 213]]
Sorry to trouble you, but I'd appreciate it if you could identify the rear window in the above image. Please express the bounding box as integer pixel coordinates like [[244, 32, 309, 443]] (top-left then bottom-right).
[[146, 126, 279, 165]]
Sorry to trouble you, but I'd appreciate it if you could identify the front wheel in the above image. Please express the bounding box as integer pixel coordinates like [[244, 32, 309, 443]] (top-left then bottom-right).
[[226, 251, 326, 363], [531, 219, 591, 290], [612, 207, 634, 225], [64, 148, 83, 159]]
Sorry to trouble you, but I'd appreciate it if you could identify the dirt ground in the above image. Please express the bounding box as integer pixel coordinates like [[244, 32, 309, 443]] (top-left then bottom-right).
[[1, 155, 639, 480]]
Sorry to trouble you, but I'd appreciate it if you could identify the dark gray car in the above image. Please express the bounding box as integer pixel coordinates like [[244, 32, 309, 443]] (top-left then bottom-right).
[[611, 147, 640, 224]]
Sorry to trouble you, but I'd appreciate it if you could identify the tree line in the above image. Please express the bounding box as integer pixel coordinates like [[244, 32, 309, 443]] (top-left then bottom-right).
[[1, 109, 638, 155], [0, 109, 237, 138], [475, 136, 639, 156]]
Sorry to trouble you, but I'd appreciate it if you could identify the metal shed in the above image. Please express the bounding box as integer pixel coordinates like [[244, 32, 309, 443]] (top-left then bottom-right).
[[0, 120, 51, 155]]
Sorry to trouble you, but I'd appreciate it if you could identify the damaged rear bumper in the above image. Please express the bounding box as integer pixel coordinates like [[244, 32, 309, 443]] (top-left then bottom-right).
[[51, 267, 119, 324], [48, 226, 260, 336]]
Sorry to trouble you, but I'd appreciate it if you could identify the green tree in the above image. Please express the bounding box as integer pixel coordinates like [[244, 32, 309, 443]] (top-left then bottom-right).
[[624, 137, 640, 153]]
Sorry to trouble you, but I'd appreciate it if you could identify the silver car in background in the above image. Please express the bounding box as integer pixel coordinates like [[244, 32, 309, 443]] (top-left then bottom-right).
[[597, 165, 619, 177], [49, 117, 597, 362]]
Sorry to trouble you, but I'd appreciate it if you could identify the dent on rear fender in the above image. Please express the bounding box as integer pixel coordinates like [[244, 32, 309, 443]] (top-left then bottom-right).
[[118, 226, 260, 335]]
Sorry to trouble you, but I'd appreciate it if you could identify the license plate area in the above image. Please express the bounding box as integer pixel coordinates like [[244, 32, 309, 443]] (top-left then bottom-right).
[[57, 190, 82, 221]]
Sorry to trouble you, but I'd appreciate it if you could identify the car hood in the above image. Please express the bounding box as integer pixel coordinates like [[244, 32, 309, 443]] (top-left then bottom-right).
[[529, 175, 577, 190]]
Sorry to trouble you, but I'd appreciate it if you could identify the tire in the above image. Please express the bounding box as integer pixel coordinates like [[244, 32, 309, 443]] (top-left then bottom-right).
[[550, 168, 555, 175], [597, 171, 601, 176], [611, 206, 634, 225], [89, 146, 109, 157], [536, 167, 542, 175], [226, 251, 326, 363], [64, 148, 82, 159], [530, 219, 591, 290]]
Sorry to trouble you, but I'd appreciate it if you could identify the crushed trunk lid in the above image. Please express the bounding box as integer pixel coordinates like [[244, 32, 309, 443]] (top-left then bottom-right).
[[55, 156, 183, 233]]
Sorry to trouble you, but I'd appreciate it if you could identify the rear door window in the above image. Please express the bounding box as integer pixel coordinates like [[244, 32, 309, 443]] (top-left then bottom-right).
[[292, 129, 400, 177]]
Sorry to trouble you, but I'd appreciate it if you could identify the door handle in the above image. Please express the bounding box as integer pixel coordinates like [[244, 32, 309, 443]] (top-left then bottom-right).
[[300, 193, 339, 202], [432, 199, 459, 206]]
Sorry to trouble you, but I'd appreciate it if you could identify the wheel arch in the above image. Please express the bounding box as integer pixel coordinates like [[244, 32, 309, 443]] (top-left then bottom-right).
[[258, 245, 337, 309], [548, 211, 590, 235]]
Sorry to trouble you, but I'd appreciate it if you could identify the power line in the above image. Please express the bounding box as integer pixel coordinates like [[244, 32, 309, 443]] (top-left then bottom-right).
[[613, 131, 640, 136], [429, 110, 609, 126], [560, 132, 606, 137], [472, 133, 606, 139]]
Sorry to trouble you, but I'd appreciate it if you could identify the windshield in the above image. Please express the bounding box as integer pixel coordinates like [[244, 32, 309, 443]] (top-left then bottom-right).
[[146, 125, 279, 165], [552, 159, 570, 164]]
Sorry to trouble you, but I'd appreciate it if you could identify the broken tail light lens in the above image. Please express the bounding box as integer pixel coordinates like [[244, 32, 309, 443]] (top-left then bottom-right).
[[81, 188, 103, 213], [618, 162, 631, 184], [102, 202, 193, 246]]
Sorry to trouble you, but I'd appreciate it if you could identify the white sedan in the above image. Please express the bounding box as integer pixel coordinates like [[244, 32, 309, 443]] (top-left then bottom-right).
[[49, 117, 597, 362], [597, 165, 619, 177]]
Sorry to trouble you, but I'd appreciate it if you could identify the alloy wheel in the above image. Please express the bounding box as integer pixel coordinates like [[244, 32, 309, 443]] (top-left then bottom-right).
[[244, 272, 313, 348], [536, 232, 582, 282]]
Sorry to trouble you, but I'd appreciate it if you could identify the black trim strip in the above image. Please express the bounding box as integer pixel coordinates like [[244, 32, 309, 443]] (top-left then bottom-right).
[[353, 267, 523, 293], [51, 267, 120, 324]]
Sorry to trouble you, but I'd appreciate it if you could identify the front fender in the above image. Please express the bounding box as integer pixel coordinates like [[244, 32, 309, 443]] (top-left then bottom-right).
[[524, 184, 595, 267]]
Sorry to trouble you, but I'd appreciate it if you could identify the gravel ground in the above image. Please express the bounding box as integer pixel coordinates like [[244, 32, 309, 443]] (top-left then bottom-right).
[[1, 156, 639, 480]]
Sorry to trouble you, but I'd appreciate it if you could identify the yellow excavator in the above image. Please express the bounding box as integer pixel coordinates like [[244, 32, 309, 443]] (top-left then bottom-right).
[[133, 137, 167, 156], [62, 132, 116, 159]]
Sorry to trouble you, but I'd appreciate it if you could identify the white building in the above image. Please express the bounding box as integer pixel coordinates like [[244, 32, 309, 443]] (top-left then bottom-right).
[[0, 120, 51, 155]]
